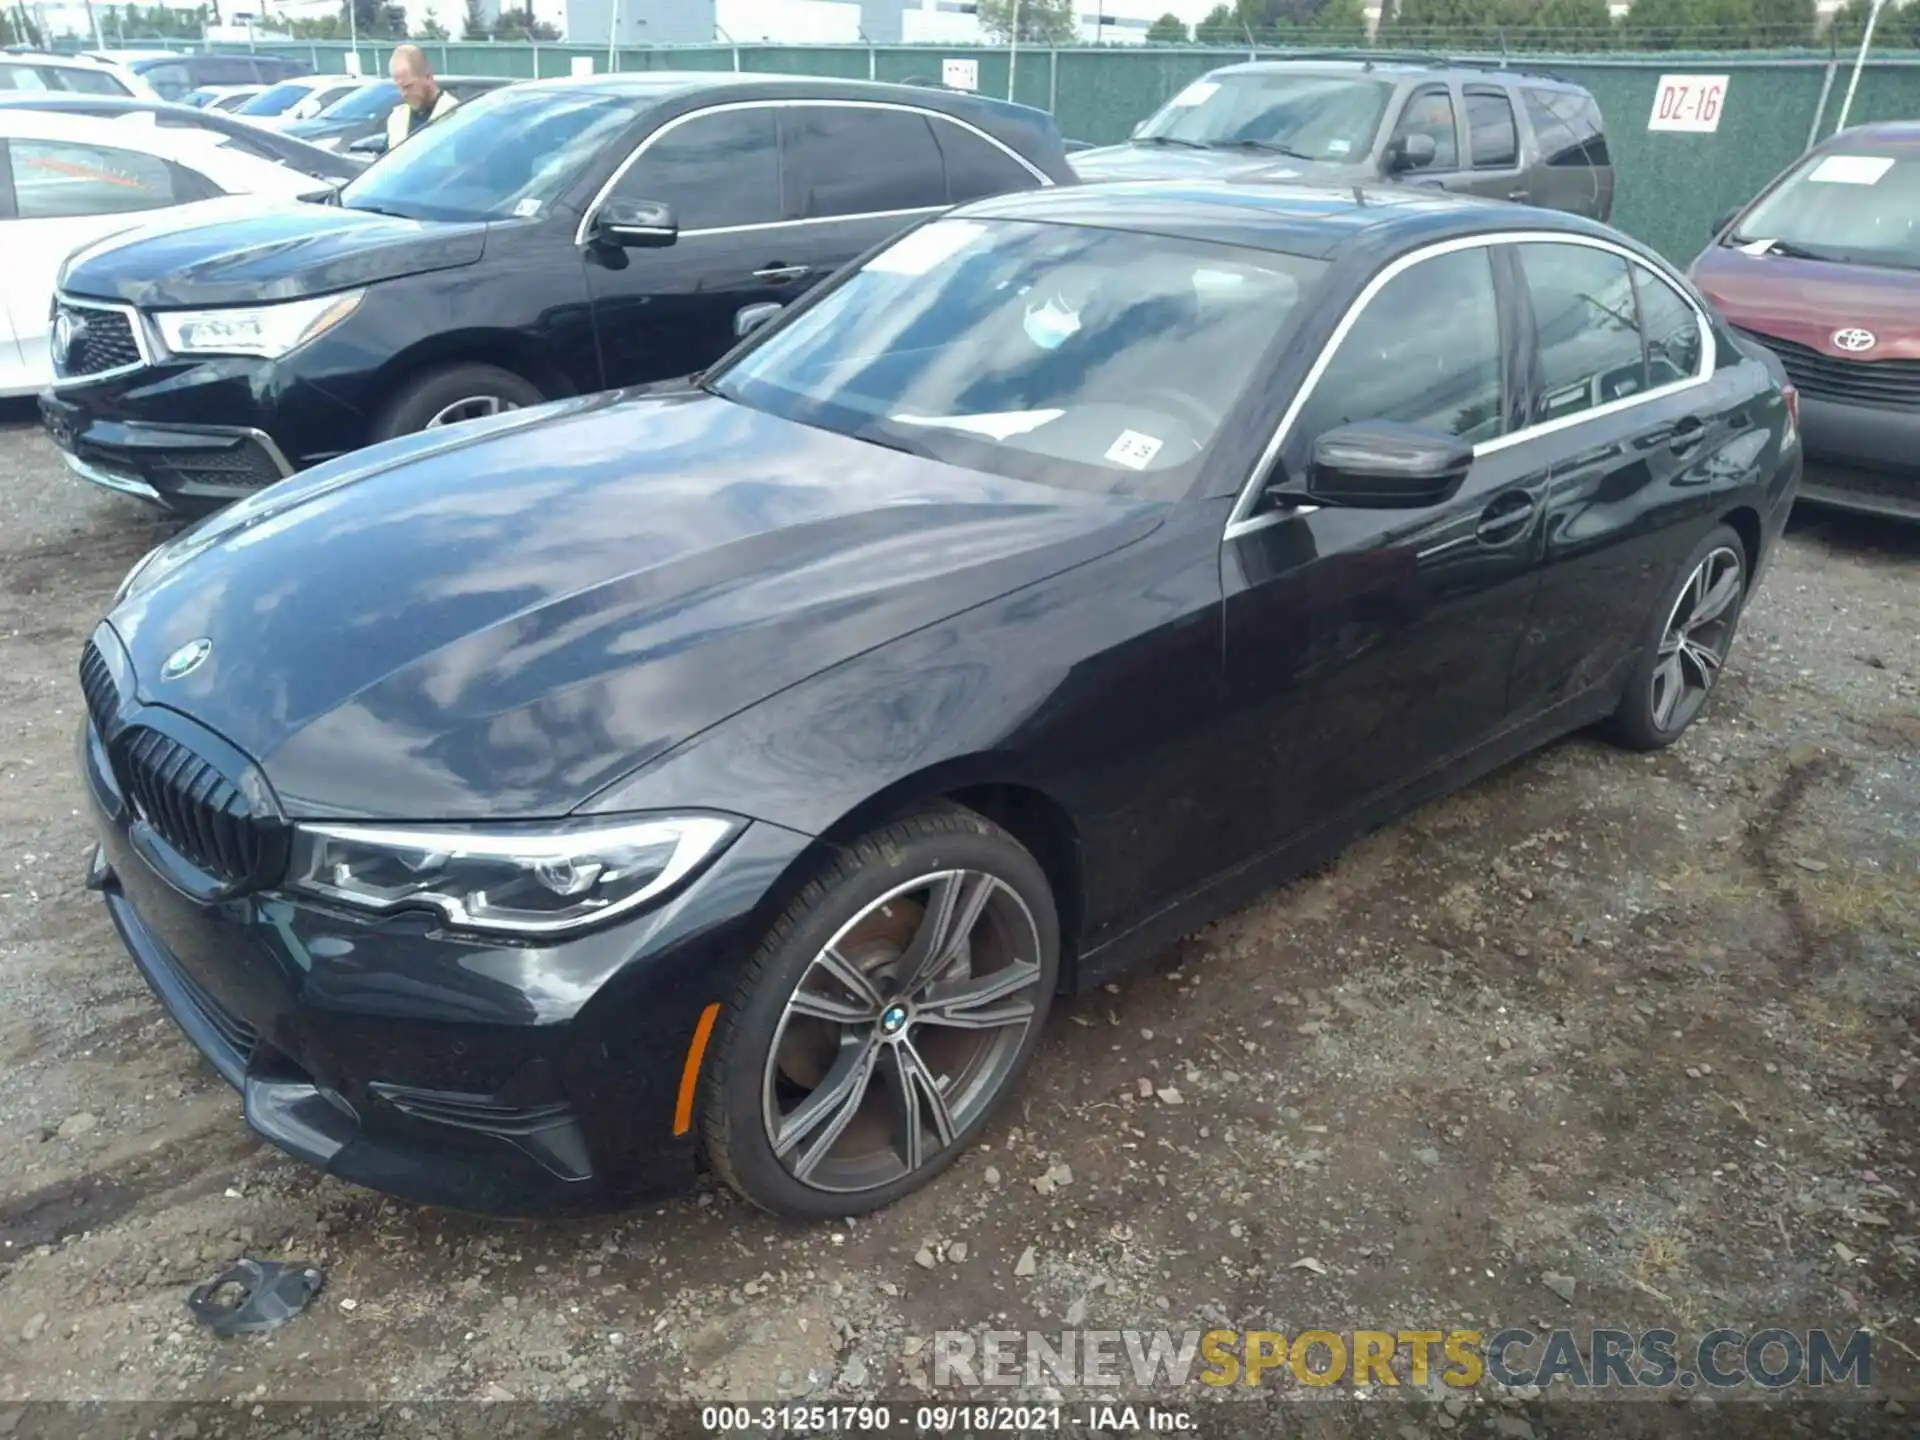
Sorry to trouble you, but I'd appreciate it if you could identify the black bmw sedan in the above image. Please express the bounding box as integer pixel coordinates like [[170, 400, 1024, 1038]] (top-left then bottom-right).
[[39, 71, 1074, 517], [81, 182, 1800, 1218]]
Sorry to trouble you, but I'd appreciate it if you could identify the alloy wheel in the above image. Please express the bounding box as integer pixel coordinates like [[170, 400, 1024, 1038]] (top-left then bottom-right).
[[1651, 544, 1742, 734], [424, 395, 517, 429], [762, 870, 1045, 1194]]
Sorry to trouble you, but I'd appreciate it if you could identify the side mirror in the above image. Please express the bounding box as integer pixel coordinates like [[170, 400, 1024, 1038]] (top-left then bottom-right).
[[734, 301, 782, 338], [1387, 131, 1438, 174], [347, 133, 387, 156], [1710, 205, 1738, 238], [592, 198, 677, 248], [1302, 420, 1473, 509]]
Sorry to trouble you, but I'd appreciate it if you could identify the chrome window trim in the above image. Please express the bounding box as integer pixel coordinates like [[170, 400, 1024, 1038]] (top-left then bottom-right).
[[46, 292, 156, 390], [1222, 229, 1717, 543], [574, 97, 1054, 248]]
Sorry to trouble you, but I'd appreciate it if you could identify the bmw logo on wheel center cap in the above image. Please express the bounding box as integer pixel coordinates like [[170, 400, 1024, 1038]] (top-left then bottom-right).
[[160, 638, 213, 681], [880, 1005, 909, 1035]]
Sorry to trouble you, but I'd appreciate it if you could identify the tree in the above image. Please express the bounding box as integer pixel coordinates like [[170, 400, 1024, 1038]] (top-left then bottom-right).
[[462, 0, 488, 39], [975, 0, 1078, 44], [1383, 0, 1504, 47], [414, 13, 448, 36], [492, 5, 557, 37], [1194, 1, 1240, 41], [1749, 0, 1816, 44], [1509, 0, 1614, 49], [1830, 0, 1920, 47], [1146, 10, 1189, 40]]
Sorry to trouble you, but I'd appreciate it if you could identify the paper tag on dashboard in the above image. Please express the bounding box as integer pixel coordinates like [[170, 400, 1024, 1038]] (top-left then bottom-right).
[[867, 220, 986, 277], [1807, 154, 1895, 185], [1105, 430, 1164, 469], [1170, 81, 1218, 107]]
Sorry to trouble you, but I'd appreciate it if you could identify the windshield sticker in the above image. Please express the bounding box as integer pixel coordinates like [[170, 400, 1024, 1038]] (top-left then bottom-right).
[[1106, 430, 1164, 470], [1737, 237, 1776, 256], [1807, 154, 1895, 186], [512, 198, 543, 218], [867, 220, 987, 277], [894, 410, 1063, 440], [1169, 81, 1219, 108], [1326, 137, 1352, 156]]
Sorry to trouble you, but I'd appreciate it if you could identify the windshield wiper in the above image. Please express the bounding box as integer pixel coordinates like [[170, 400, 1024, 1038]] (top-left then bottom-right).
[[341, 200, 414, 219], [1131, 134, 1209, 149], [1209, 138, 1315, 159], [850, 423, 936, 459]]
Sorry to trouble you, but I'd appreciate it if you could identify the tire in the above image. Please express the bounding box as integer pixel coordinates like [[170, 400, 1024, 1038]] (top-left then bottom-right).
[[371, 363, 545, 441], [702, 806, 1060, 1221], [1606, 523, 1748, 752]]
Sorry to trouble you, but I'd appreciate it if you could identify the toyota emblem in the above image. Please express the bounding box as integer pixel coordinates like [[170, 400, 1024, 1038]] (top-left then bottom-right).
[[1832, 327, 1876, 353]]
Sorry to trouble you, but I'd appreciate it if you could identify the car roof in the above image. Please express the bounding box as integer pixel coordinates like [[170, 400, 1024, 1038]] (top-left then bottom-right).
[[0, 51, 120, 69], [1821, 120, 1920, 150], [515, 69, 1050, 118], [0, 103, 238, 155], [1203, 56, 1589, 92], [958, 179, 1620, 261]]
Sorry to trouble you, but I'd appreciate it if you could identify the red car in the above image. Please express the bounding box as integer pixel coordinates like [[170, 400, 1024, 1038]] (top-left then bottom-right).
[[1690, 122, 1920, 522]]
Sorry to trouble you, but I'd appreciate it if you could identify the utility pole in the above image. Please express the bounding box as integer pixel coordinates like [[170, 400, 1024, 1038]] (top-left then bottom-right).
[[1834, 0, 1886, 135], [1007, 0, 1020, 100]]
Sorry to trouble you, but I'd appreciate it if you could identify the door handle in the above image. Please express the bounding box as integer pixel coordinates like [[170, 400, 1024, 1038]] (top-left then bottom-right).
[[1475, 491, 1537, 546], [1667, 416, 1706, 456], [753, 264, 811, 283], [1506, 189, 1530, 201]]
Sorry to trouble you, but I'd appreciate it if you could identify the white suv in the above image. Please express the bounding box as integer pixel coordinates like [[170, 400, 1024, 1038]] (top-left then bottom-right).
[[0, 52, 153, 98]]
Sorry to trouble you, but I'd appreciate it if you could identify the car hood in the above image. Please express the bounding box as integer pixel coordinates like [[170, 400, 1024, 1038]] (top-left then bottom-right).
[[1070, 141, 1362, 184], [1690, 245, 1920, 358], [107, 389, 1166, 821], [58, 201, 486, 308]]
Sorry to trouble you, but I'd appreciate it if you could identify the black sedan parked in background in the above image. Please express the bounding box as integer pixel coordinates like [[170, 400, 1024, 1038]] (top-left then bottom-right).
[[282, 74, 516, 159], [81, 183, 1799, 1217], [40, 71, 1075, 516]]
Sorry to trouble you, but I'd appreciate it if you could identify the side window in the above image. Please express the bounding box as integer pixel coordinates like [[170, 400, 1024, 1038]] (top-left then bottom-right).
[[1633, 263, 1703, 387], [1293, 246, 1506, 446], [140, 63, 193, 101], [1465, 88, 1519, 170], [1391, 87, 1458, 171], [199, 57, 256, 86], [618, 108, 781, 231], [1570, 96, 1610, 165], [1517, 242, 1645, 424], [9, 140, 178, 220], [930, 117, 1041, 204], [1522, 89, 1581, 167], [58, 67, 132, 96], [782, 106, 946, 219], [0, 66, 51, 91]]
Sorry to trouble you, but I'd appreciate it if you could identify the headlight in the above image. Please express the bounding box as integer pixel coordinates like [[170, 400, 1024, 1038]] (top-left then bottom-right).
[[154, 289, 364, 360], [287, 814, 743, 937]]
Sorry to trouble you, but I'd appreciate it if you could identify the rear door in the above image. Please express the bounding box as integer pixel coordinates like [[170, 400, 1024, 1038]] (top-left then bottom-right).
[[776, 101, 954, 283], [1451, 85, 1530, 206], [1519, 87, 1610, 219], [1506, 238, 1724, 716]]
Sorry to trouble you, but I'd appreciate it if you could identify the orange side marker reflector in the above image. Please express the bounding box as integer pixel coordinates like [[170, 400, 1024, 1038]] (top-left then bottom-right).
[[672, 1002, 722, 1136]]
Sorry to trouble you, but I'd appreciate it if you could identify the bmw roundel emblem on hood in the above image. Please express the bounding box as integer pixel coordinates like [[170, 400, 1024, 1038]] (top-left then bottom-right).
[[160, 638, 213, 681], [1832, 327, 1876, 353]]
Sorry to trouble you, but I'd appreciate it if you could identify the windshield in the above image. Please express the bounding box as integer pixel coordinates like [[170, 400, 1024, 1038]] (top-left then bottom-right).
[[1134, 73, 1394, 163], [710, 218, 1326, 497], [340, 88, 635, 222], [239, 79, 316, 116], [1731, 148, 1920, 268], [314, 80, 398, 122]]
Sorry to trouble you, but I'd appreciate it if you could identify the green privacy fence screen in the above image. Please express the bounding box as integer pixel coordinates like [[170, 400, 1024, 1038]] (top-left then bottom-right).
[[229, 40, 1920, 262]]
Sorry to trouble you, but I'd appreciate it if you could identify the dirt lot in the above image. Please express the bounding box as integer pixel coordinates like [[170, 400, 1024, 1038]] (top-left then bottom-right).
[[0, 400, 1914, 1435]]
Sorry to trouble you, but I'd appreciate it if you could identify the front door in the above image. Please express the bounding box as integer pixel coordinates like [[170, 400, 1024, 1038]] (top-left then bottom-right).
[[1449, 86, 1531, 206], [1222, 241, 1552, 847], [581, 105, 797, 388]]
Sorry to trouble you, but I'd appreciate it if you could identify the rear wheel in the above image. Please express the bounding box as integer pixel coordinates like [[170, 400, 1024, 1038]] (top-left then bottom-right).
[[702, 808, 1059, 1220], [1607, 523, 1747, 751], [372, 363, 544, 441]]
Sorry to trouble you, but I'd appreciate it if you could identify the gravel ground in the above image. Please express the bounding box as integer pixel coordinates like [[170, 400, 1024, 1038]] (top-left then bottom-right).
[[0, 399, 1914, 1436]]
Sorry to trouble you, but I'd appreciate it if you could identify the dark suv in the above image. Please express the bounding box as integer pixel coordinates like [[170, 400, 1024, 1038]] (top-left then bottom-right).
[[1074, 56, 1612, 221], [41, 73, 1075, 516]]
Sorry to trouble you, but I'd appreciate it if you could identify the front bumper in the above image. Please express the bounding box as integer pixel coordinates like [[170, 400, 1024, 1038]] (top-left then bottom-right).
[[39, 321, 374, 517], [81, 712, 812, 1215], [1792, 393, 1919, 523]]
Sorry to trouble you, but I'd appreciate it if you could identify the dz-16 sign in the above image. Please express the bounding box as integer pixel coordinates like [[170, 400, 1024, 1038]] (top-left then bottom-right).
[[1648, 74, 1728, 133]]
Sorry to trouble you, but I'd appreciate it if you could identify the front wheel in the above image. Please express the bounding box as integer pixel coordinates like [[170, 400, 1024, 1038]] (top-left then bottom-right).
[[702, 808, 1059, 1220], [372, 363, 545, 442], [1607, 523, 1748, 751]]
